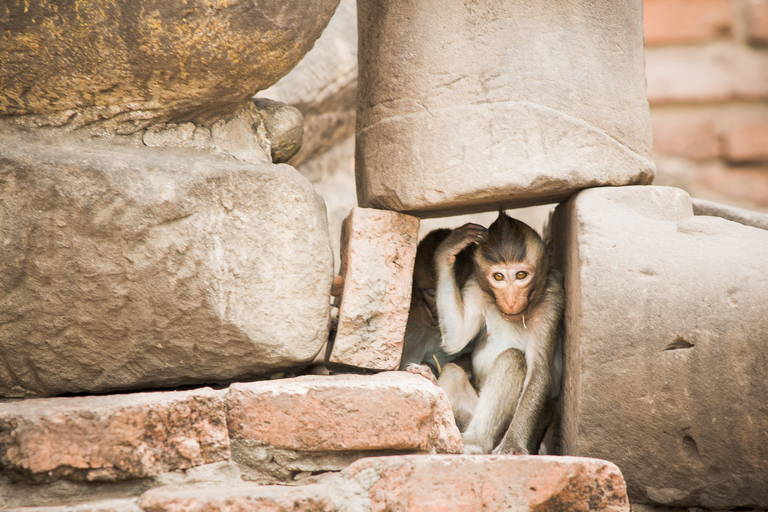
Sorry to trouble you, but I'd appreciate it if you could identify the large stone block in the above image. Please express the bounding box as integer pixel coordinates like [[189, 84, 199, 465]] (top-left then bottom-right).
[[0, 0, 340, 132], [341, 455, 629, 512], [0, 136, 333, 397], [355, 0, 654, 216], [0, 388, 229, 482], [141, 484, 334, 512], [552, 186, 768, 509], [329, 207, 419, 370]]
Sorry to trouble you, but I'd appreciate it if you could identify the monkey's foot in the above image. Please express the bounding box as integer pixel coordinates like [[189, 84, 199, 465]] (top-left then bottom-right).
[[462, 443, 487, 455], [405, 363, 438, 385], [492, 443, 529, 455]]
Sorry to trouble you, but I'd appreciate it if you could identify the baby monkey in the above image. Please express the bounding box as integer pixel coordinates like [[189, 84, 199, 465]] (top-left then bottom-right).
[[405, 211, 564, 454]]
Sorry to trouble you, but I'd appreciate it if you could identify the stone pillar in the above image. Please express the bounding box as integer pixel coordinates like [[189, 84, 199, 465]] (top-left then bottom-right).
[[551, 186, 768, 509], [356, 0, 654, 216]]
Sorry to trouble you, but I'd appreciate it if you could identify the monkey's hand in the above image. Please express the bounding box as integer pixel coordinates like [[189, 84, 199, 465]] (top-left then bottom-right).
[[405, 363, 438, 385], [436, 223, 486, 267]]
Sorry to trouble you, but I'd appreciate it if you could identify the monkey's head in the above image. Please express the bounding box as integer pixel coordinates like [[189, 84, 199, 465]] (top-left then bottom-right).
[[475, 211, 549, 319]]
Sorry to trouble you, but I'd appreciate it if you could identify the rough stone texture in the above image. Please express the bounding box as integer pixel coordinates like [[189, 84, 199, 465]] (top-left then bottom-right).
[[256, 0, 357, 168], [552, 186, 768, 509], [0, 0, 340, 132], [645, 43, 768, 105], [5, 499, 142, 512], [226, 372, 462, 455], [140, 484, 335, 512], [643, 0, 733, 45], [0, 135, 333, 397], [355, 0, 653, 216], [342, 455, 629, 512], [329, 208, 419, 370], [691, 197, 768, 230], [0, 388, 230, 482]]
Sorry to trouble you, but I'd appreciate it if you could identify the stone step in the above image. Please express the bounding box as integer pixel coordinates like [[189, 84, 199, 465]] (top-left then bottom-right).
[[0, 372, 459, 489]]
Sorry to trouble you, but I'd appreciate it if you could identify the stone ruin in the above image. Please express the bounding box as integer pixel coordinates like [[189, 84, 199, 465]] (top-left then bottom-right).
[[1, 0, 767, 510]]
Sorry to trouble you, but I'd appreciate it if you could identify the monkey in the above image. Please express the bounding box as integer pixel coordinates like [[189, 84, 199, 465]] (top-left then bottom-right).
[[433, 211, 564, 455]]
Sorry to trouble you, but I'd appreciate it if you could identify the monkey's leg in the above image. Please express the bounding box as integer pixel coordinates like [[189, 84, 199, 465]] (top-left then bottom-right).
[[461, 349, 526, 454], [437, 363, 478, 432]]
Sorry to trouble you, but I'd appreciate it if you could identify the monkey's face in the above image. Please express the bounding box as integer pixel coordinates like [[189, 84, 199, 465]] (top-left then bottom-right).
[[484, 262, 536, 318]]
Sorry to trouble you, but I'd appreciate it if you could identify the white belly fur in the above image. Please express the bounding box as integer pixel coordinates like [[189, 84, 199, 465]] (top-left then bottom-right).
[[472, 306, 528, 384]]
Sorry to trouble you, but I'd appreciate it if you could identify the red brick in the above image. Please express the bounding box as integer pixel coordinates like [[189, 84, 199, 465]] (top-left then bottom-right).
[[140, 483, 334, 512], [722, 116, 768, 162], [0, 388, 230, 482], [694, 162, 768, 207], [330, 207, 420, 371], [748, 0, 768, 43], [645, 44, 768, 105], [650, 108, 720, 159], [343, 455, 629, 512], [644, 0, 733, 45], [226, 372, 462, 454]]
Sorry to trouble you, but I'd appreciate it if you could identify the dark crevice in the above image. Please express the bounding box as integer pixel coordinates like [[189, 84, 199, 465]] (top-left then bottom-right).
[[665, 336, 694, 351]]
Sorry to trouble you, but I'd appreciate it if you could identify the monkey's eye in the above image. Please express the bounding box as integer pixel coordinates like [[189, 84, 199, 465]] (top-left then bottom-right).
[[492, 272, 504, 281], [515, 271, 528, 280]]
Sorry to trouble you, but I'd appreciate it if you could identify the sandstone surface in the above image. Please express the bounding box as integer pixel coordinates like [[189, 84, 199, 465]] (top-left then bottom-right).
[[0, 136, 333, 397], [342, 455, 629, 512], [0, 0, 340, 133], [226, 372, 462, 456], [329, 208, 419, 370], [552, 186, 768, 509], [356, 0, 654, 216], [0, 388, 229, 482]]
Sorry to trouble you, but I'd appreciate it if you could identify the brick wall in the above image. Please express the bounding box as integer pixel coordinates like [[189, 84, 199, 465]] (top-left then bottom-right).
[[645, 0, 768, 211]]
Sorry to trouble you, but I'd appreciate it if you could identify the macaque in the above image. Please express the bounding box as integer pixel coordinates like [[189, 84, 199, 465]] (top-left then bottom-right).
[[434, 211, 564, 455]]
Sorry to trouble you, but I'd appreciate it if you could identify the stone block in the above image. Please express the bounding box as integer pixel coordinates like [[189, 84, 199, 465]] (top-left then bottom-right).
[[355, 0, 653, 216], [645, 43, 768, 105], [643, 0, 733, 45], [649, 108, 720, 160], [0, 136, 333, 397], [0, 388, 230, 482], [552, 186, 768, 509], [695, 162, 768, 208], [722, 116, 768, 162], [140, 484, 334, 512], [329, 208, 419, 370], [0, 0, 340, 132], [4, 500, 142, 512], [748, 0, 768, 43], [226, 372, 462, 455], [342, 455, 629, 512]]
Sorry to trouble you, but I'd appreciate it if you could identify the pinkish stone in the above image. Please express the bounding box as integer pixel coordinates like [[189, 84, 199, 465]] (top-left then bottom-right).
[[226, 372, 462, 454], [0, 388, 230, 482], [329, 207, 420, 370], [344, 454, 629, 512]]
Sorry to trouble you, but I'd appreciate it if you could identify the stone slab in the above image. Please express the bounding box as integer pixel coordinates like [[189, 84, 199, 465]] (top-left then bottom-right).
[[355, 0, 653, 216], [552, 186, 768, 509], [0, 136, 333, 397], [0, 388, 229, 482], [226, 372, 462, 454], [329, 207, 419, 370], [0, 0, 340, 132], [343, 455, 629, 512]]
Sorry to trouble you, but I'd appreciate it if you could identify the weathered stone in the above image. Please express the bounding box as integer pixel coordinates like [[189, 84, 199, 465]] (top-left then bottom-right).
[[256, 0, 357, 168], [643, 0, 733, 46], [226, 373, 462, 456], [645, 43, 768, 105], [691, 197, 768, 230], [0, 388, 229, 482], [0, 0, 340, 132], [552, 186, 768, 508], [329, 208, 419, 370], [250, 99, 304, 164], [5, 499, 142, 512], [355, 0, 653, 216], [342, 455, 629, 512], [140, 483, 334, 512], [0, 135, 333, 397]]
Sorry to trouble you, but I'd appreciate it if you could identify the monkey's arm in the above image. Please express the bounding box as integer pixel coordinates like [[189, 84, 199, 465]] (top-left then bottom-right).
[[495, 273, 565, 454], [434, 223, 486, 355]]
